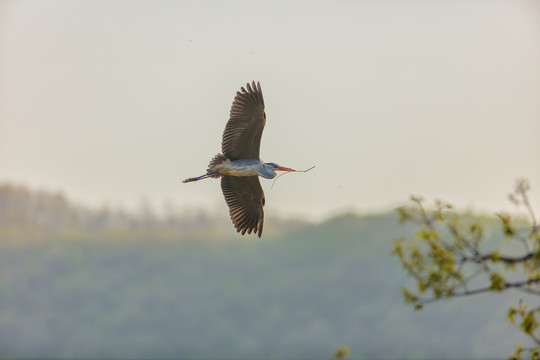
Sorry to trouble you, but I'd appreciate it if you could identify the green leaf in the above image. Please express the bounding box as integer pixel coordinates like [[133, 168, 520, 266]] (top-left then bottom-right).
[[330, 347, 350, 360], [507, 306, 517, 325], [391, 238, 405, 259], [402, 288, 419, 304], [520, 311, 538, 335], [396, 206, 411, 223], [489, 251, 500, 263], [497, 213, 515, 237], [489, 272, 505, 291], [415, 226, 431, 240], [508, 344, 523, 360], [533, 249, 540, 263]]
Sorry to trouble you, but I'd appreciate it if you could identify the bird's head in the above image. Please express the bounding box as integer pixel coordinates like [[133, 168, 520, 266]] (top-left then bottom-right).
[[261, 162, 295, 179]]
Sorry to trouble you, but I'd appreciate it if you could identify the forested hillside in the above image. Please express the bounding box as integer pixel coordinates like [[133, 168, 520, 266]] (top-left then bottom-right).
[[0, 183, 530, 358]]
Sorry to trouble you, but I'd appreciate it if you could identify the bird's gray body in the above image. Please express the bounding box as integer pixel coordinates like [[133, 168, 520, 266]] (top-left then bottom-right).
[[209, 158, 279, 179]]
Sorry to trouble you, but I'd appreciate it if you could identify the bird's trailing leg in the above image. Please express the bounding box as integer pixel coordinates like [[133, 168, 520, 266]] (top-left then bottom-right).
[[183, 171, 217, 183]]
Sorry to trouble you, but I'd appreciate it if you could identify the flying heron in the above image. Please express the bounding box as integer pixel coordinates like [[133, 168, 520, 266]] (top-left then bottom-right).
[[183, 81, 297, 237]]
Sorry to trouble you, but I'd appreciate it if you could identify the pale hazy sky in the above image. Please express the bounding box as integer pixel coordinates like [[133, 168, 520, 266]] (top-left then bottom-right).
[[1, 0, 539, 220]]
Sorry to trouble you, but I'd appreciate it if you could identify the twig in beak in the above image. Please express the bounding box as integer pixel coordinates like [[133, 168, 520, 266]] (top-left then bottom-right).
[[271, 166, 315, 189]]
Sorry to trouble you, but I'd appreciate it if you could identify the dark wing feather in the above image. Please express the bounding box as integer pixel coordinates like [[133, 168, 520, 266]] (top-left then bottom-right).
[[222, 81, 266, 160], [221, 175, 265, 237]]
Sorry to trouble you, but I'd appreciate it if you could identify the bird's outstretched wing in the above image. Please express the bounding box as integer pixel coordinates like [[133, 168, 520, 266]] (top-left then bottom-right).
[[221, 175, 264, 237], [222, 81, 266, 160]]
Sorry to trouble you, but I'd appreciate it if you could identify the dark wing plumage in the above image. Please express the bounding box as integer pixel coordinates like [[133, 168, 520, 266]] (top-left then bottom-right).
[[222, 81, 266, 160], [221, 175, 265, 237]]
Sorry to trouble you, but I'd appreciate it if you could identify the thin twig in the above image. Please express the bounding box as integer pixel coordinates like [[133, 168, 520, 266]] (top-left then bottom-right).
[[271, 166, 315, 189]]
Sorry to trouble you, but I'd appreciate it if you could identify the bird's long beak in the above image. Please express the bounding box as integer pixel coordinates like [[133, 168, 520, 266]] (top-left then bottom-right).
[[277, 166, 295, 172]]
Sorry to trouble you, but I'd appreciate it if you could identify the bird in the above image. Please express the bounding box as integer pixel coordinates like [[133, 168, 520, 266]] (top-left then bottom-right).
[[183, 81, 296, 237]]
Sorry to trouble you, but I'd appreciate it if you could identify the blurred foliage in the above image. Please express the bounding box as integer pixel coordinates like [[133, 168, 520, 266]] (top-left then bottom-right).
[[0, 182, 309, 245], [0, 181, 534, 358], [330, 346, 350, 360], [393, 179, 540, 359]]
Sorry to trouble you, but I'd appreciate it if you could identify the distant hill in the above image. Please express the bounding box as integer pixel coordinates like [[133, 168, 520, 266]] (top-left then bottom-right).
[[0, 182, 310, 243], [0, 182, 533, 358]]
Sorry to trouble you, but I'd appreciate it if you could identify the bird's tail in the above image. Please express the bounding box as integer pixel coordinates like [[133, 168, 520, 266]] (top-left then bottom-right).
[[208, 153, 229, 170], [183, 154, 228, 183]]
